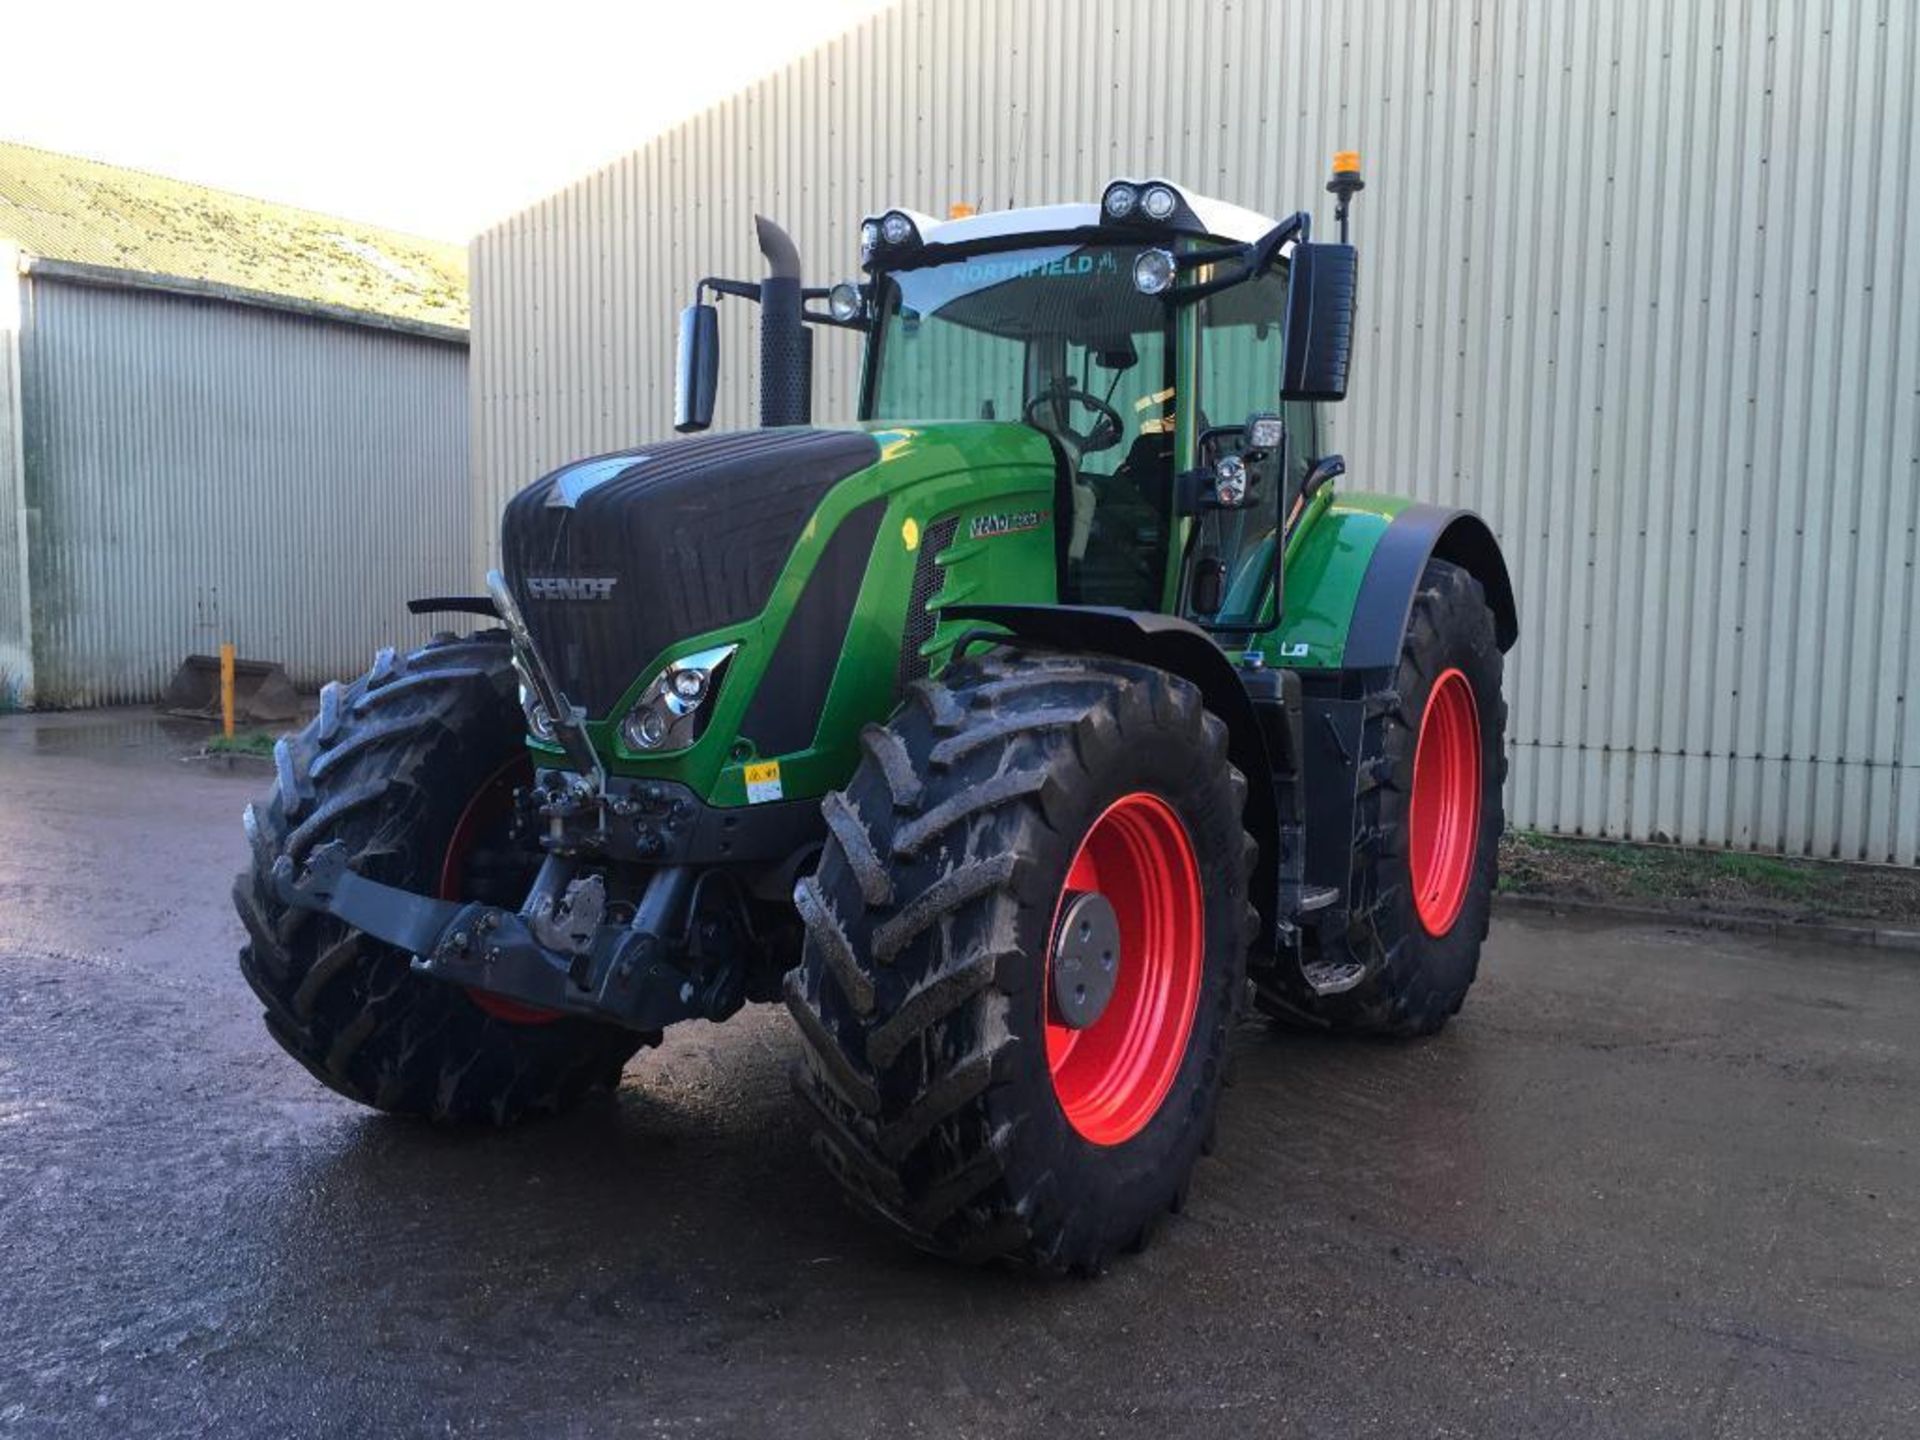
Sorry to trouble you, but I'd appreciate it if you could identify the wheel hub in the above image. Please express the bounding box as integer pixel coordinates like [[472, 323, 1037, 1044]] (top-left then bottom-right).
[[1050, 890, 1122, 1030], [1043, 792, 1205, 1147]]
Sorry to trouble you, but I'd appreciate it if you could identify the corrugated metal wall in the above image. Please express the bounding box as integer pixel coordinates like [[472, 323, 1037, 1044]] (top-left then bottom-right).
[[0, 257, 29, 707], [471, 0, 1920, 863], [19, 276, 472, 705]]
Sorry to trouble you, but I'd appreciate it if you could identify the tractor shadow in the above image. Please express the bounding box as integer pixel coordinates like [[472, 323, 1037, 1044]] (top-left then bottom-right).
[[258, 1005, 1493, 1368]]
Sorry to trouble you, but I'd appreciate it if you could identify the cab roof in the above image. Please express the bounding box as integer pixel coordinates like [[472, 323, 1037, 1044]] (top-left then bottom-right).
[[860, 179, 1281, 270]]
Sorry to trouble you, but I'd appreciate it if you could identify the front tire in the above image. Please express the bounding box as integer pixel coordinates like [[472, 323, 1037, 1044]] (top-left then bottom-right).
[[233, 631, 642, 1123], [1261, 558, 1507, 1036], [786, 650, 1256, 1272]]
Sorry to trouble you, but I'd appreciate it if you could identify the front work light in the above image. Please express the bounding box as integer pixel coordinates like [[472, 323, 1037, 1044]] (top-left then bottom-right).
[[827, 281, 863, 322], [1244, 413, 1285, 451], [1103, 183, 1138, 220], [1141, 184, 1178, 220], [881, 211, 915, 245], [1132, 247, 1177, 296]]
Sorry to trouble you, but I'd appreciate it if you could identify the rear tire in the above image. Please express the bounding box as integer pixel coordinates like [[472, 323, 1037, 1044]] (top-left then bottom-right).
[[1260, 558, 1506, 1036], [233, 631, 642, 1123], [786, 650, 1256, 1272]]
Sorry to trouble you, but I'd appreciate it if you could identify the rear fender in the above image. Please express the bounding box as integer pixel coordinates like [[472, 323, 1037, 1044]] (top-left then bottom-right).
[[943, 603, 1279, 946]]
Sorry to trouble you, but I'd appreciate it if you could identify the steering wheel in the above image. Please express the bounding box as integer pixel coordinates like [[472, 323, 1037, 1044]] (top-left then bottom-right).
[[1023, 385, 1126, 455]]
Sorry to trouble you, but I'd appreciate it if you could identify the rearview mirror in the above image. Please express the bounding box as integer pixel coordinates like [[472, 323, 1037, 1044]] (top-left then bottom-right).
[[1279, 243, 1357, 402], [674, 303, 719, 432]]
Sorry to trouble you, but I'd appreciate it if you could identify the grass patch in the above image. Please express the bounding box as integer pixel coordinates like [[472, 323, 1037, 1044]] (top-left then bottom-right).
[[205, 730, 278, 758], [1500, 830, 1920, 926]]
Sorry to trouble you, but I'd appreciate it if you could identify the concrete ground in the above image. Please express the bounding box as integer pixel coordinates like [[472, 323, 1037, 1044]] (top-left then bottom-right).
[[1, 709, 1915, 1439]]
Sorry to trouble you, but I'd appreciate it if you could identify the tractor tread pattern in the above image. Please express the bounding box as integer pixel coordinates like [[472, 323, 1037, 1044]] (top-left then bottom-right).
[[233, 630, 640, 1124], [788, 649, 1254, 1272]]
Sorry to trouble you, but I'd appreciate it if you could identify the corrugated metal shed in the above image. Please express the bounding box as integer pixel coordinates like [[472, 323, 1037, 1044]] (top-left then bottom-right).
[[16, 272, 471, 705], [471, 0, 1920, 863], [0, 248, 28, 707], [0, 144, 474, 710]]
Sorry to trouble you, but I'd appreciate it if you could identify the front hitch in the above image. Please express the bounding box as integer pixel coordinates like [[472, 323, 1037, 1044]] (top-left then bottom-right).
[[273, 844, 740, 1032]]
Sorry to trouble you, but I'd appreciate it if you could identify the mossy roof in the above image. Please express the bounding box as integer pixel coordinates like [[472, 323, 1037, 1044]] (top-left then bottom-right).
[[0, 139, 467, 330]]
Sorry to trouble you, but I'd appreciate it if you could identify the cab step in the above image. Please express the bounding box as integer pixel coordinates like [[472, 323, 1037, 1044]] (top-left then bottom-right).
[[1301, 957, 1367, 996]]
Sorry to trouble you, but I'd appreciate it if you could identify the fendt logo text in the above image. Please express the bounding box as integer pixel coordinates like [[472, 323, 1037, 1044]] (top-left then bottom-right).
[[525, 576, 619, 601]]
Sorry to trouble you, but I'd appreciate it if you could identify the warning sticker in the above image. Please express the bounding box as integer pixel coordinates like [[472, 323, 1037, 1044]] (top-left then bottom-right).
[[744, 760, 784, 804]]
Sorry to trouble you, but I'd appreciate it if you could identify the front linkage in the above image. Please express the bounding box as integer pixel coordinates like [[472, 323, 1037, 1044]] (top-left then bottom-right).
[[275, 773, 771, 1033]]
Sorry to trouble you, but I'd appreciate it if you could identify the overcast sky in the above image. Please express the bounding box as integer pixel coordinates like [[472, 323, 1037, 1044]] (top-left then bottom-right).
[[0, 0, 896, 243]]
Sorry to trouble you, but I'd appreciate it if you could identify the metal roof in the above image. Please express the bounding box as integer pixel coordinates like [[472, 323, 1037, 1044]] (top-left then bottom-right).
[[0, 140, 468, 331], [867, 181, 1281, 253]]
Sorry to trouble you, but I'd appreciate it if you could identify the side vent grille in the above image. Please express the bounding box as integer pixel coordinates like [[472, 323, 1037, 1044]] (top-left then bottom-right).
[[897, 516, 960, 694]]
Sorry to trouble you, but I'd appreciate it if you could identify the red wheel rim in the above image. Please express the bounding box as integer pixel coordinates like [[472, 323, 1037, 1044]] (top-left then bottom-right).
[[1044, 792, 1204, 1147], [440, 755, 557, 1025], [1409, 668, 1482, 936]]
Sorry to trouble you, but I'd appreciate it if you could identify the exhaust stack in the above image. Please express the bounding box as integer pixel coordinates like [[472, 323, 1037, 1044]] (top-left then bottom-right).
[[754, 215, 812, 427]]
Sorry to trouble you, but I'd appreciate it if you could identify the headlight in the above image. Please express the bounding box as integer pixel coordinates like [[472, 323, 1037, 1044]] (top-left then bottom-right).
[[1132, 247, 1176, 296], [1214, 453, 1249, 507], [1103, 183, 1138, 219], [828, 281, 862, 322], [626, 707, 669, 750], [512, 653, 559, 743], [618, 643, 738, 754], [881, 211, 915, 245], [519, 682, 557, 743], [1141, 184, 1179, 220], [668, 667, 708, 707]]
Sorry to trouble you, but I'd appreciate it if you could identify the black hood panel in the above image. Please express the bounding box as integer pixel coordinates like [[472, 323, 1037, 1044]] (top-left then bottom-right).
[[501, 427, 881, 717]]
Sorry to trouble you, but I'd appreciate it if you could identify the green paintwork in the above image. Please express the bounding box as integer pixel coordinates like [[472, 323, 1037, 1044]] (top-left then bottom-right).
[[536, 420, 1061, 806], [1160, 265, 1203, 613], [1258, 490, 1412, 667], [525, 425, 1415, 804]]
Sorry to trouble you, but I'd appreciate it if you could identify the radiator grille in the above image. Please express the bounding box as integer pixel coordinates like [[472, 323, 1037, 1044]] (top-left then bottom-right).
[[896, 516, 960, 694]]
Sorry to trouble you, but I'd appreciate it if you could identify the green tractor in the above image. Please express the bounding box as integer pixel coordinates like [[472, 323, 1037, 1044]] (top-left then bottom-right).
[[238, 156, 1517, 1272]]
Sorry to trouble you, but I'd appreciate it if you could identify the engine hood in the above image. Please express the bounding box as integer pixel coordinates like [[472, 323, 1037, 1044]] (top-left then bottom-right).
[[501, 426, 882, 717]]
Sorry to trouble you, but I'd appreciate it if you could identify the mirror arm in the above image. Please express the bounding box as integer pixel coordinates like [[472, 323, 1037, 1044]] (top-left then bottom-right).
[[698, 276, 760, 303], [799, 307, 869, 331], [1168, 211, 1310, 304]]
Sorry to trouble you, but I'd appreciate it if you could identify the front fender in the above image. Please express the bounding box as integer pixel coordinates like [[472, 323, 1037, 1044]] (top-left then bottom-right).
[[1273, 495, 1518, 670], [942, 603, 1279, 947]]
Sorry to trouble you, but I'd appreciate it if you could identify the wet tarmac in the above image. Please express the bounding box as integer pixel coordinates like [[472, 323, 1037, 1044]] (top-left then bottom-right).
[[1, 708, 1916, 1438]]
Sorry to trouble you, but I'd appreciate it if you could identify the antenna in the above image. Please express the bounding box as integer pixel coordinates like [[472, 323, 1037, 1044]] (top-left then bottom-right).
[[1007, 109, 1030, 210]]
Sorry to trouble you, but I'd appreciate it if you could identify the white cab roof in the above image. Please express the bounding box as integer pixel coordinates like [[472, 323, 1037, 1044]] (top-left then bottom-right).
[[869, 181, 1281, 251]]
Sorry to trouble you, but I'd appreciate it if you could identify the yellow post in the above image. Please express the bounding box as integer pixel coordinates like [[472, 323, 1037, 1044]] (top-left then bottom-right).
[[219, 643, 236, 739]]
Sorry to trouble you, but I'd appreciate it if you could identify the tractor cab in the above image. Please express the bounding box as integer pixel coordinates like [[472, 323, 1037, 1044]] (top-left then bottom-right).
[[848, 182, 1346, 632], [677, 175, 1362, 648]]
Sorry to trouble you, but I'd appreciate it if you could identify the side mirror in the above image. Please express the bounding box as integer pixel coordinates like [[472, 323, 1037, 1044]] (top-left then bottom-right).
[[1279, 242, 1357, 402], [674, 303, 720, 433]]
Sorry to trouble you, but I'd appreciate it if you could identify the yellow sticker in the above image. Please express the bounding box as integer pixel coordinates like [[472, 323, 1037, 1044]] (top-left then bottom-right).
[[744, 760, 784, 804], [902, 516, 920, 551]]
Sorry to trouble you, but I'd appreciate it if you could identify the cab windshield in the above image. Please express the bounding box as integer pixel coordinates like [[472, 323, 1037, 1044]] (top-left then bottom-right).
[[860, 239, 1305, 622], [862, 242, 1176, 608]]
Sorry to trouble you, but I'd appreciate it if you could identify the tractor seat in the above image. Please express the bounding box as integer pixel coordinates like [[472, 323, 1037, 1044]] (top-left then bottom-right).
[[1112, 430, 1176, 513]]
